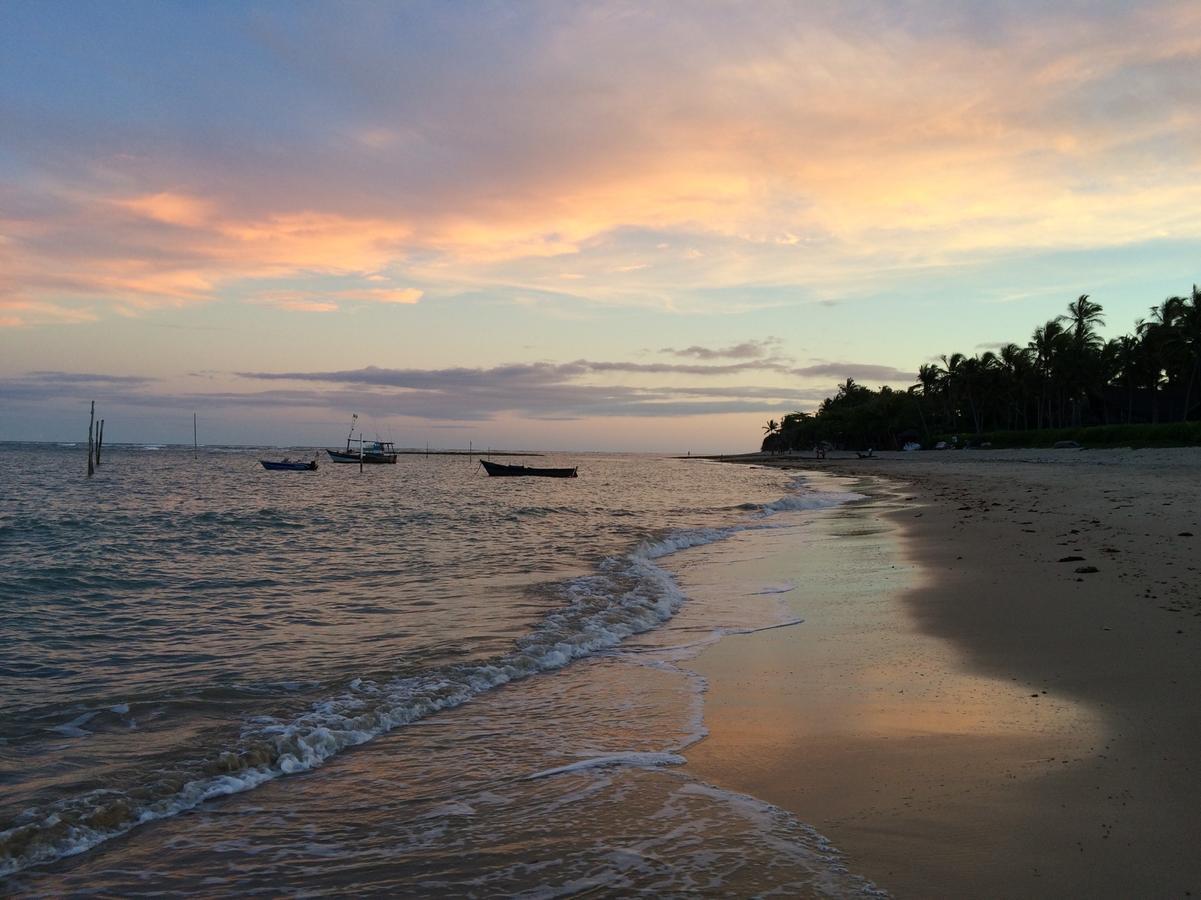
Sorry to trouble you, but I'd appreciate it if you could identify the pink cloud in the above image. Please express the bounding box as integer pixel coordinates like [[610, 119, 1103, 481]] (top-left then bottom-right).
[[252, 286, 423, 313], [3, 1, 1200, 327]]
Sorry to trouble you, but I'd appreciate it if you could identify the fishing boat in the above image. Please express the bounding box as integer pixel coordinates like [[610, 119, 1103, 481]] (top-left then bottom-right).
[[326, 414, 399, 464], [479, 459, 578, 478], [260, 458, 319, 471], [327, 440, 398, 464]]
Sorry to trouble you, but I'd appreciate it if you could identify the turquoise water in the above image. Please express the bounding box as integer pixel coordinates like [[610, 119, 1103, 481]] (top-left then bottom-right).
[[0, 444, 876, 895]]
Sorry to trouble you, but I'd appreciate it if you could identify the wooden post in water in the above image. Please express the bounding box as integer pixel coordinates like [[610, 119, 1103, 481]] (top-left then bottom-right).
[[95, 419, 104, 467], [87, 401, 95, 477], [193, 413, 198, 459], [359, 432, 364, 473]]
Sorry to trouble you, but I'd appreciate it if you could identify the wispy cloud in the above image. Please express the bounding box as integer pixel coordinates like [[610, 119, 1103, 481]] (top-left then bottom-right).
[[790, 363, 914, 383], [2, 362, 813, 423], [660, 338, 783, 360], [237, 358, 794, 386], [24, 371, 158, 385], [252, 287, 423, 313], [0, 371, 159, 405], [2, 2, 1199, 326]]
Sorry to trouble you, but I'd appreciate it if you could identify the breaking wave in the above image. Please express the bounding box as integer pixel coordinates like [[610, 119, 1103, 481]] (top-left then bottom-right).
[[1, 477, 856, 877]]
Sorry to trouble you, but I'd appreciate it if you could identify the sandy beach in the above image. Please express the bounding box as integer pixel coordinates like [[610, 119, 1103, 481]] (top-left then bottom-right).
[[677, 449, 1201, 898]]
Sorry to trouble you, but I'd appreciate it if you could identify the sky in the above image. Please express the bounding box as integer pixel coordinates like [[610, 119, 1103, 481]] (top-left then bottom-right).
[[1, 1, 1199, 451]]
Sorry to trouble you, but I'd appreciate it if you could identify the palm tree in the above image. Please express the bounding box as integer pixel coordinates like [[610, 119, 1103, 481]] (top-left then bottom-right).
[[778, 411, 814, 451], [916, 364, 941, 397], [1164, 287, 1201, 420], [959, 352, 997, 434], [1029, 320, 1067, 428], [938, 352, 995, 434], [997, 343, 1033, 430], [1108, 335, 1142, 424], [937, 353, 967, 431], [1138, 299, 1183, 421], [755, 284, 1201, 449], [1058, 294, 1106, 353], [1055, 295, 1106, 426], [835, 378, 869, 402], [914, 364, 942, 439], [761, 419, 780, 452]]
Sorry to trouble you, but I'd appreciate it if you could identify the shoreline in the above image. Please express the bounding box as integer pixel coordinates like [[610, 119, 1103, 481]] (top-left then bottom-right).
[[677, 452, 1201, 897]]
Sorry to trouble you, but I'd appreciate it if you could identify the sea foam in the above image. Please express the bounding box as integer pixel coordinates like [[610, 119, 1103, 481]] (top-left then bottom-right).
[[0, 475, 856, 877]]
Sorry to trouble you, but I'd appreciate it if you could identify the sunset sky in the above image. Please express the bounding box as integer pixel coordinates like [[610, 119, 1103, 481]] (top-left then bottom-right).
[[2, 1, 1199, 451]]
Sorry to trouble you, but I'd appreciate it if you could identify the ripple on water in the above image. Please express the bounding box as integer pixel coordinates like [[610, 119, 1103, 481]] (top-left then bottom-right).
[[1, 447, 864, 886]]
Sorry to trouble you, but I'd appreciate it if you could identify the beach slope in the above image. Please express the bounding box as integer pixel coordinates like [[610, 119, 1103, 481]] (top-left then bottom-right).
[[679, 450, 1201, 898]]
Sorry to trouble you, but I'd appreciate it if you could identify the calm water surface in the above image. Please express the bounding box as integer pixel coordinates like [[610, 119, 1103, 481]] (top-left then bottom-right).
[[0, 444, 876, 895]]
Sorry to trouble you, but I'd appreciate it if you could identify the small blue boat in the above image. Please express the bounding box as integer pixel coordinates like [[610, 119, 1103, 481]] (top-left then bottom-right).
[[260, 458, 318, 471]]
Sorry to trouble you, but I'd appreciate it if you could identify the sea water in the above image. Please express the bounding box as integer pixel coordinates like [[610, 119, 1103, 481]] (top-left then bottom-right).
[[0, 444, 878, 895]]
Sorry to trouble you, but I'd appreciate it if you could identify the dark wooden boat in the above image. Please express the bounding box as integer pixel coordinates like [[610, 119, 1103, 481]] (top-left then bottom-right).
[[480, 459, 577, 478], [260, 458, 318, 471]]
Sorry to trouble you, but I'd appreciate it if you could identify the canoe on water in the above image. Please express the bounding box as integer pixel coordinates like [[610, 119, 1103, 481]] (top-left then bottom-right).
[[479, 459, 578, 478]]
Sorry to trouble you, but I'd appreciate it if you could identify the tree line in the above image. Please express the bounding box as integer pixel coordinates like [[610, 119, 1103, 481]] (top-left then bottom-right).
[[761, 287, 1201, 452]]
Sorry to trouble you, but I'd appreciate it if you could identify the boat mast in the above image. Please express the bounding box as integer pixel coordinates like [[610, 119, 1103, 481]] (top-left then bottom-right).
[[345, 412, 358, 453]]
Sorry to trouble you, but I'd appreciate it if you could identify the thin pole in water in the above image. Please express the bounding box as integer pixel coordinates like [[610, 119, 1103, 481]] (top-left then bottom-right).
[[87, 401, 95, 477], [359, 432, 364, 473], [96, 419, 104, 466], [193, 413, 198, 459]]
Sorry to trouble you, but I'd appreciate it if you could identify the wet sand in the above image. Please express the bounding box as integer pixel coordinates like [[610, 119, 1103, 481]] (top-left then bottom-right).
[[677, 452, 1201, 898]]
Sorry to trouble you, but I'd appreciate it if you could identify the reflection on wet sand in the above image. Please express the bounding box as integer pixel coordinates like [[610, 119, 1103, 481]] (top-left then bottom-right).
[[676, 473, 1105, 898]]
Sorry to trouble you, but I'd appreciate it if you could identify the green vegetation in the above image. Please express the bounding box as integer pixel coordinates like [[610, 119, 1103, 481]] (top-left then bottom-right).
[[950, 422, 1201, 449], [762, 287, 1201, 452]]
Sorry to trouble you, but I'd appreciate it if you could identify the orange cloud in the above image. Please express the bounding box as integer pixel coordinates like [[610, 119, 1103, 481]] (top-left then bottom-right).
[[117, 192, 215, 227], [2, 196, 423, 325], [4, 1, 1200, 327], [0, 298, 98, 328], [353, 287, 422, 304], [215, 212, 412, 273], [254, 293, 341, 313], [252, 286, 422, 313]]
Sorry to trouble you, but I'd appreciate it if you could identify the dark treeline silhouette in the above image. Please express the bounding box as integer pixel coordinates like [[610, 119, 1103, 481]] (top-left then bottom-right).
[[761, 287, 1201, 452]]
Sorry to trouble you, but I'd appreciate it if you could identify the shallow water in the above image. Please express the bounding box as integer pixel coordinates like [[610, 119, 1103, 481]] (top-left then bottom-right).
[[1, 444, 875, 895]]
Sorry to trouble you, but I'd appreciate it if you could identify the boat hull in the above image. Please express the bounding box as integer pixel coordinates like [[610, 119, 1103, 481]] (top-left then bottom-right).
[[326, 450, 397, 464], [479, 460, 577, 478], [260, 460, 318, 471]]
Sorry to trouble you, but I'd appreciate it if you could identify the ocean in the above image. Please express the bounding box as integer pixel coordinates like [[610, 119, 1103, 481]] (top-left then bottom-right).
[[0, 444, 878, 896]]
